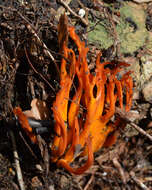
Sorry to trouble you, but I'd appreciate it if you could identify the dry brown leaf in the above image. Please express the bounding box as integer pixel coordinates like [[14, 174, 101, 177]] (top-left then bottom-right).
[[24, 98, 50, 120]]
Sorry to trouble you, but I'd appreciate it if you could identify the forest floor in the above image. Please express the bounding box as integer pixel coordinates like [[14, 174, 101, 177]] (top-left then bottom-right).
[[0, 0, 152, 190]]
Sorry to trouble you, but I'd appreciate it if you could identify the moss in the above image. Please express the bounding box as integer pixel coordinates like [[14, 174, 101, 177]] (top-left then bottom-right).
[[88, 2, 150, 54], [88, 18, 114, 49], [117, 3, 148, 53]]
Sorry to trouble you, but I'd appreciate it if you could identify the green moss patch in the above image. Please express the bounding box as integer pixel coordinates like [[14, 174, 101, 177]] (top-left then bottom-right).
[[88, 2, 150, 54]]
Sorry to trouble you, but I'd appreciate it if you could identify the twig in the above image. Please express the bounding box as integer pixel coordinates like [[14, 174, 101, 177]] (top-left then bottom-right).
[[24, 46, 56, 93], [133, 0, 152, 3], [19, 131, 38, 160], [58, 0, 88, 26], [130, 171, 150, 190], [106, 8, 121, 58], [0, 5, 59, 76], [37, 135, 49, 175], [9, 130, 26, 190], [86, 20, 103, 34], [25, 24, 58, 67], [17, 0, 25, 6], [129, 122, 152, 141], [84, 173, 94, 190], [16, 10, 56, 63], [112, 157, 127, 184], [55, 0, 72, 20], [116, 107, 152, 142]]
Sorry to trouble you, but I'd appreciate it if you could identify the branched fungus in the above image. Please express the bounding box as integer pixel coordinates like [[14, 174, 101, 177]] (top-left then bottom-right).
[[50, 24, 133, 174], [13, 15, 133, 175]]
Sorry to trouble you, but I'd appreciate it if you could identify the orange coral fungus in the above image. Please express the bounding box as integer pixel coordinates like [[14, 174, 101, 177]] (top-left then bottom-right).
[[51, 25, 133, 174], [13, 16, 133, 175], [13, 107, 37, 143]]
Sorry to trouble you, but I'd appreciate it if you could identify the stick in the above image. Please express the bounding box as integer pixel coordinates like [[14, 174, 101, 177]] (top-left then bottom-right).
[[0, 5, 59, 76], [58, 0, 88, 26], [24, 46, 56, 93], [10, 130, 26, 190], [133, 0, 152, 3], [116, 107, 152, 142], [25, 24, 55, 63], [113, 157, 126, 184], [130, 171, 150, 190], [84, 173, 94, 190]]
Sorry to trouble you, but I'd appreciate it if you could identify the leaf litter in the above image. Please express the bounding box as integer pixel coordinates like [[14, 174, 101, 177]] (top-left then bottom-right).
[[0, 0, 152, 189]]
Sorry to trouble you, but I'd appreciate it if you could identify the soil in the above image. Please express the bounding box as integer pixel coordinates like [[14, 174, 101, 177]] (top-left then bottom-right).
[[0, 0, 152, 190]]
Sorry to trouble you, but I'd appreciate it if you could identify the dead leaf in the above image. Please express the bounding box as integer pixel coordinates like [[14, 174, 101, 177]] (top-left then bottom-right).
[[24, 98, 50, 120]]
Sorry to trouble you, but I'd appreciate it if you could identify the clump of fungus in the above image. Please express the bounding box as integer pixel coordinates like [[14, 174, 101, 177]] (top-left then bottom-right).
[[14, 15, 133, 175]]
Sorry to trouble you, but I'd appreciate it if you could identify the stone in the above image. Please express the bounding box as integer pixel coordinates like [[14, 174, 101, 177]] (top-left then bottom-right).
[[142, 81, 152, 103]]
